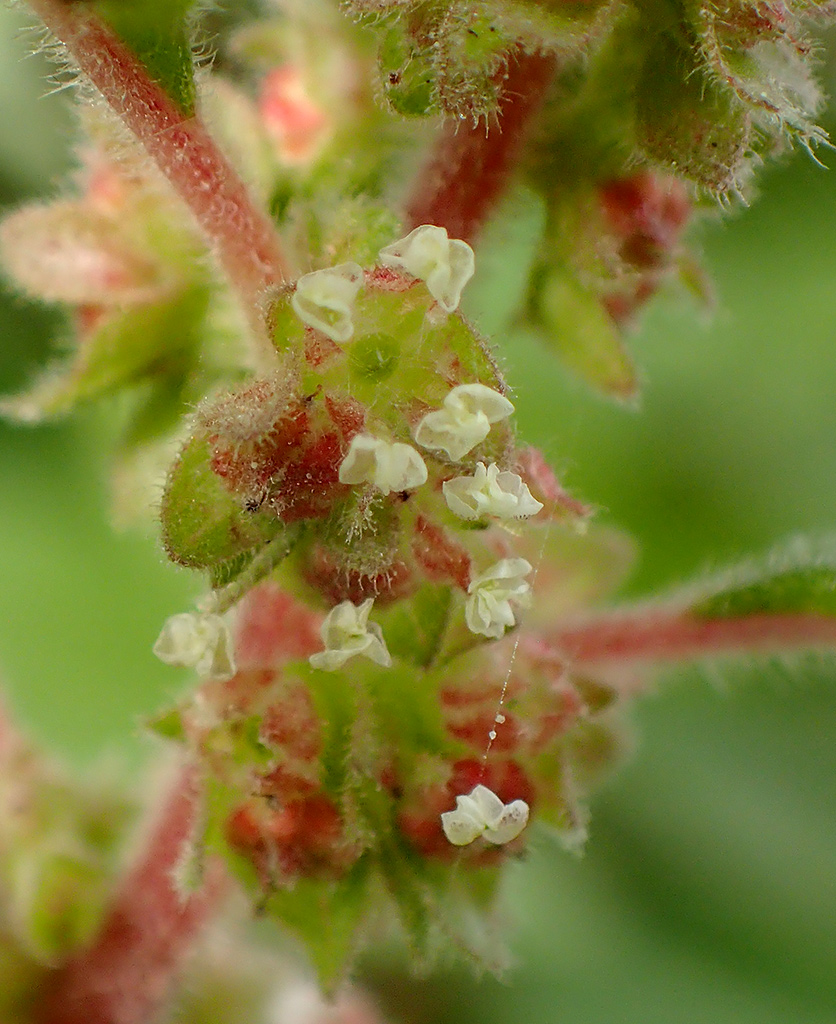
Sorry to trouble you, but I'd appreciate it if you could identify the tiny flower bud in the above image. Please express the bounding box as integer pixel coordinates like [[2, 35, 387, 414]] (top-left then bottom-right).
[[153, 612, 236, 680], [441, 784, 529, 846], [443, 462, 543, 521], [338, 434, 428, 494], [414, 383, 514, 461], [259, 66, 330, 165], [465, 558, 533, 639], [291, 263, 365, 343], [379, 224, 475, 312], [309, 598, 392, 671]]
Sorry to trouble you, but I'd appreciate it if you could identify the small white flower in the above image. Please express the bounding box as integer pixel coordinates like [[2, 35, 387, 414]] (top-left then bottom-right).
[[443, 462, 544, 521], [309, 598, 392, 671], [153, 612, 236, 681], [291, 262, 364, 343], [441, 784, 529, 846], [338, 434, 428, 494], [379, 224, 475, 312], [465, 558, 533, 639], [414, 383, 514, 461]]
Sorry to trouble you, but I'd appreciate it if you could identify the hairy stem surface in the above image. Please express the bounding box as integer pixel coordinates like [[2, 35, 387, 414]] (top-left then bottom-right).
[[552, 609, 836, 666], [405, 51, 557, 241], [28, 0, 290, 352], [35, 764, 226, 1024]]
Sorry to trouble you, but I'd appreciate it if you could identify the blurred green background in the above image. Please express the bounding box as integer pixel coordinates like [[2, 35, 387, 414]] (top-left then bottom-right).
[[1, 7, 835, 1022]]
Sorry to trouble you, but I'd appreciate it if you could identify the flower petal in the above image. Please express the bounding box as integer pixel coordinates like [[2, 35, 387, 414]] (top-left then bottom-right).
[[379, 225, 474, 312], [291, 262, 364, 342]]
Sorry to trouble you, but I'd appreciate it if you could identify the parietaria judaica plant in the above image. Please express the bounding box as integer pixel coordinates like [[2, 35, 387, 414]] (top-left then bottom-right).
[[3, 1, 836, 1022]]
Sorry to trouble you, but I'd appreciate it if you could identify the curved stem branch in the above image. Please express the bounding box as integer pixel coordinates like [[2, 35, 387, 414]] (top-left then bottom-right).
[[35, 763, 227, 1024], [405, 50, 557, 242], [27, 0, 290, 349], [550, 608, 836, 667]]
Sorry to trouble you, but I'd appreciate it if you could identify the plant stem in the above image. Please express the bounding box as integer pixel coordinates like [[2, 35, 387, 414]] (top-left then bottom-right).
[[27, 0, 290, 353], [35, 763, 226, 1024], [551, 608, 836, 667], [405, 50, 556, 242]]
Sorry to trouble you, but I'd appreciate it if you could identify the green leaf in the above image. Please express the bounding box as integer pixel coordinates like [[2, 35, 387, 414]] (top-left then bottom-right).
[[161, 430, 289, 570], [377, 584, 452, 668], [635, 33, 751, 195], [528, 268, 638, 400], [693, 544, 836, 619], [95, 0, 197, 115], [1, 288, 207, 422], [264, 867, 371, 988]]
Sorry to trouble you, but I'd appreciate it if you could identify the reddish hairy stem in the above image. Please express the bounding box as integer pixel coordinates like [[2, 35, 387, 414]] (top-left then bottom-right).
[[28, 0, 290, 346], [35, 763, 227, 1024], [551, 609, 836, 667], [405, 51, 557, 242]]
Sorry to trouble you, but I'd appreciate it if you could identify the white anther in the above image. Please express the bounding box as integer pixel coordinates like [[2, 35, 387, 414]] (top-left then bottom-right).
[[153, 612, 236, 681], [338, 434, 428, 495], [443, 461, 544, 521], [414, 383, 514, 461], [308, 598, 392, 671], [379, 224, 475, 312], [441, 784, 529, 846], [291, 262, 364, 343], [465, 557, 533, 639]]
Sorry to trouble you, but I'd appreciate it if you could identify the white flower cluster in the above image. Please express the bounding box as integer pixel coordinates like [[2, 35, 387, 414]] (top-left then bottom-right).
[[443, 461, 543, 521], [338, 434, 427, 494], [291, 224, 475, 342], [308, 598, 391, 671], [414, 383, 514, 461], [465, 558, 533, 639], [441, 784, 529, 846], [153, 611, 236, 681], [379, 224, 475, 313], [291, 262, 364, 342]]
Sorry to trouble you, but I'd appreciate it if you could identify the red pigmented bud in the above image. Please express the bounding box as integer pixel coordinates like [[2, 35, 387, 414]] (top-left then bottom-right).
[[226, 795, 356, 881], [412, 514, 472, 590], [599, 173, 690, 270], [303, 546, 416, 607], [202, 377, 363, 523], [448, 758, 536, 811], [259, 66, 331, 165], [235, 583, 323, 669], [0, 202, 165, 306], [259, 685, 323, 762]]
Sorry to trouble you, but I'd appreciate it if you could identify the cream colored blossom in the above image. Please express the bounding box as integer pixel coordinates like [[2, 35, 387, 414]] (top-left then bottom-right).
[[309, 598, 391, 671], [414, 383, 514, 461], [291, 262, 364, 342], [441, 784, 529, 846], [379, 224, 474, 312], [153, 612, 236, 681], [443, 461, 543, 521], [338, 434, 428, 494], [465, 558, 533, 639]]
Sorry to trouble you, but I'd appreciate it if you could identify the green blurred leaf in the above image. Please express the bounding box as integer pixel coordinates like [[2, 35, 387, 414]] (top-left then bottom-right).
[[378, 584, 452, 668], [1, 287, 206, 422], [265, 867, 371, 989], [693, 543, 836, 618], [528, 268, 638, 400], [96, 0, 198, 115]]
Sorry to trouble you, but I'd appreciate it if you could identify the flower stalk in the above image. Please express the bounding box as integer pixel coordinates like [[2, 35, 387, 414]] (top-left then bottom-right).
[[552, 608, 836, 669], [34, 764, 226, 1024], [405, 50, 557, 242], [27, 0, 291, 352]]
